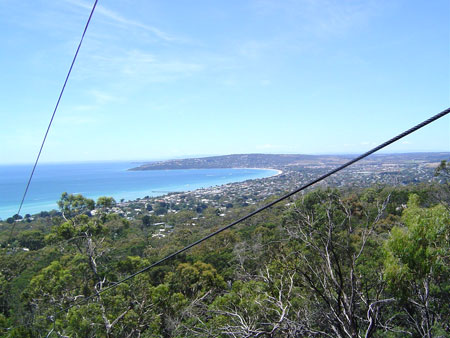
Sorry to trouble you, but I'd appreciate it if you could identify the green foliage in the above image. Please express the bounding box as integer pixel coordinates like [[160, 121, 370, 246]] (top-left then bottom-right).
[[166, 261, 226, 298], [384, 194, 449, 336], [0, 185, 448, 337], [141, 215, 152, 228], [57, 192, 95, 219], [96, 196, 116, 209], [435, 159, 450, 181], [16, 230, 44, 250], [385, 194, 449, 289], [210, 279, 268, 319]]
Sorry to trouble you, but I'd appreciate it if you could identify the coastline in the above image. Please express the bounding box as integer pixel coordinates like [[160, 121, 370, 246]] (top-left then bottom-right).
[[231, 167, 283, 177], [0, 166, 277, 219]]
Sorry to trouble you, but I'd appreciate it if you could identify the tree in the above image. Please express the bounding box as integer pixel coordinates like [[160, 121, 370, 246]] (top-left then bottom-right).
[[207, 268, 299, 337], [17, 230, 44, 250], [434, 159, 450, 208], [12, 214, 22, 221], [435, 160, 450, 181], [279, 189, 393, 337], [96, 196, 116, 210], [384, 194, 450, 337], [25, 194, 113, 336], [57, 192, 94, 220], [141, 215, 152, 228], [166, 261, 226, 299]]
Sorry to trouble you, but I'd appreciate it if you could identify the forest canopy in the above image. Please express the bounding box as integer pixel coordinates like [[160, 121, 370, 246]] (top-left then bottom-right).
[[0, 177, 449, 337]]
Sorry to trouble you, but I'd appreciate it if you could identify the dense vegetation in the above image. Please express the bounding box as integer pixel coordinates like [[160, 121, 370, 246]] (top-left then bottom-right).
[[0, 162, 448, 337]]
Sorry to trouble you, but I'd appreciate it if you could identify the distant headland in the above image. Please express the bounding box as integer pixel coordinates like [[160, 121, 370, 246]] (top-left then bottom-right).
[[129, 152, 449, 171]]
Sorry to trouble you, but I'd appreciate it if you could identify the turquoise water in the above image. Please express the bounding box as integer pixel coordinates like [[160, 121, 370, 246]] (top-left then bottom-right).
[[0, 162, 277, 219]]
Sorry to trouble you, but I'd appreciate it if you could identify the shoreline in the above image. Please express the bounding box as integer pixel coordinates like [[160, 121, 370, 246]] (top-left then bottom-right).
[[230, 167, 283, 178], [0, 167, 277, 219]]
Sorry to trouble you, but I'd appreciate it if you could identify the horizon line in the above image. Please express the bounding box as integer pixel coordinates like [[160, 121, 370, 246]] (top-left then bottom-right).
[[1, 150, 449, 166]]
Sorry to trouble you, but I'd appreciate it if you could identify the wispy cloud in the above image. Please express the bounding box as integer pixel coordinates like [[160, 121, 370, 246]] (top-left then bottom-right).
[[59, 0, 206, 85], [79, 49, 204, 84], [122, 51, 204, 79], [252, 0, 381, 38], [239, 40, 273, 59], [64, 0, 178, 41], [57, 113, 97, 126], [89, 90, 118, 104]]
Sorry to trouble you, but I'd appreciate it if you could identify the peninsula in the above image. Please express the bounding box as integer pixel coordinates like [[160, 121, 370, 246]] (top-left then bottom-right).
[[130, 152, 447, 172]]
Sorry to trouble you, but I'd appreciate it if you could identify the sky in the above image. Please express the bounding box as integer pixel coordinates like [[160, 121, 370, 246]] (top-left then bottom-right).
[[0, 0, 449, 164]]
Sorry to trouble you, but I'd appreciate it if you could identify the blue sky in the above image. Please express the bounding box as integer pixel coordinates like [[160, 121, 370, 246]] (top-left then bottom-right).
[[0, 0, 448, 164]]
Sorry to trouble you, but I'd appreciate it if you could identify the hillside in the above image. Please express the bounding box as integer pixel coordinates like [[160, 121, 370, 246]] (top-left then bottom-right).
[[1, 177, 449, 337], [130, 152, 449, 171]]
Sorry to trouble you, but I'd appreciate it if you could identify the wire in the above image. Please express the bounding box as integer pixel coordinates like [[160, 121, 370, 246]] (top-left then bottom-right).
[[7, 0, 98, 242], [50, 107, 449, 317], [3, 107, 448, 335]]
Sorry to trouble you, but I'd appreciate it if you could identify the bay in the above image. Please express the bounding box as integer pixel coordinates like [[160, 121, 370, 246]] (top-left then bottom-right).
[[0, 161, 277, 219]]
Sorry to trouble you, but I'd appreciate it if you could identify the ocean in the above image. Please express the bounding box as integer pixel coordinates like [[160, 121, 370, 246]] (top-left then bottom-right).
[[0, 162, 277, 219]]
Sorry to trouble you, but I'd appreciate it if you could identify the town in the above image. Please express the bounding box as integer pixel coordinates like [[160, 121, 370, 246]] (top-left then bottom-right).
[[106, 152, 447, 236]]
